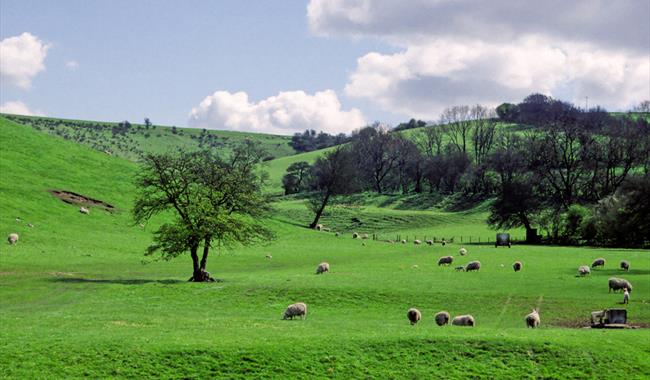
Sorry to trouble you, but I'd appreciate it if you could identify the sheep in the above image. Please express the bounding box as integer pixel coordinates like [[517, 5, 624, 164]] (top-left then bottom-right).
[[335, 232, 340, 237], [465, 261, 481, 272], [361, 233, 369, 240], [413, 239, 421, 245], [525, 309, 540, 328], [7, 233, 19, 245], [591, 258, 605, 269], [322, 227, 331, 232], [316, 262, 330, 274], [352, 232, 359, 239], [438, 256, 454, 266], [441, 239, 447, 246], [434, 311, 450, 326], [513, 261, 523, 272], [401, 239, 407, 244], [283, 302, 307, 320], [315, 224, 323, 231], [407, 308, 422, 325], [608, 278, 633, 293], [454, 265, 465, 271], [79, 207, 89, 214], [459, 247, 467, 256], [27, 223, 33, 228], [265, 254, 272, 260], [411, 264, 419, 269], [452, 314, 475, 327], [620, 260, 630, 271], [426, 240, 433, 246], [578, 265, 591, 276]]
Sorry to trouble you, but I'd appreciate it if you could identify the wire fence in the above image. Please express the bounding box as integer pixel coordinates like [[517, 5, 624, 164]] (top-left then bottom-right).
[[370, 234, 526, 245]]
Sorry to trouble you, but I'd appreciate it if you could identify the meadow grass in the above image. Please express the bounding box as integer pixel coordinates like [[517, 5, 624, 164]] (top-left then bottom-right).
[[1, 117, 649, 378]]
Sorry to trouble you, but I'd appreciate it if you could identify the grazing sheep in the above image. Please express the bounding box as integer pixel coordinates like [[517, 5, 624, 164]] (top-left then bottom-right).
[[441, 239, 447, 246], [513, 261, 523, 272], [434, 311, 450, 326], [438, 256, 454, 266], [7, 233, 19, 245], [608, 278, 633, 293], [79, 207, 89, 214], [316, 262, 330, 274], [452, 314, 475, 327], [407, 308, 422, 325], [591, 258, 605, 269], [315, 224, 323, 231], [454, 265, 465, 271], [401, 239, 407, 244], [426, 240, 433, 246], [352, 232, 359, 239], [414, 239, 421, 245], [465, 261, 481, 272], [361, 233, 369, 240], [525, 309, 540, 328], [459, 247, 467, 256], [620, 260, 630, 271], [578, 265, 591, 276], [411, 264, 419, 269], [27, 223, 33, 228], [283, 302, 307, 320], [265, 254, 272, 260], [335, 232, 340, 237]]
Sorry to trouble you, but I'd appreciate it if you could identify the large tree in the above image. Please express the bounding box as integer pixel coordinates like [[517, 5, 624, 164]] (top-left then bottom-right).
[[133, 144, 275, 282], [308, 146, 359, 228]]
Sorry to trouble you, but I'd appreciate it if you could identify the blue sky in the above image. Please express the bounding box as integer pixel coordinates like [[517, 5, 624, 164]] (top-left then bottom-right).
[[1, 1, 648, 135]]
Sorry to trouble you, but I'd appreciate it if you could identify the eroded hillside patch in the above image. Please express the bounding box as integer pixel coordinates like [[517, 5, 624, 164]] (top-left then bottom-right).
[[49, 190, 115, 212]]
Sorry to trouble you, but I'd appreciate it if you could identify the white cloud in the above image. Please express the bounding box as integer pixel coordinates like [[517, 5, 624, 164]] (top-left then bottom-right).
[[0, 101, 45, 116], [0, 32, 50, 89], [308, 0, 650, 117], [188, 90, 366, 135], [345, 37, 650, 118], [65, 60, 79, 70]]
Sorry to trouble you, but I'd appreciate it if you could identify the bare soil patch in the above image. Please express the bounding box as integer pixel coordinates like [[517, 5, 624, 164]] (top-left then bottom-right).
[[49, 190, 115, 212]]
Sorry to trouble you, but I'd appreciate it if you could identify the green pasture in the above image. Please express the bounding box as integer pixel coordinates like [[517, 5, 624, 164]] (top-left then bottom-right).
[[1, 117, 649, 378]]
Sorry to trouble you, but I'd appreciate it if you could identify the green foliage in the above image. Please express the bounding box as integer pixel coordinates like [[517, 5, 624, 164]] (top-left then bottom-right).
[[496, 103, 520, 122], [558, 204, 591, 244]]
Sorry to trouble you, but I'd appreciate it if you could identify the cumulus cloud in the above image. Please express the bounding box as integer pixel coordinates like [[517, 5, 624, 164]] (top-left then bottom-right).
[[0, 101, 44, 116], [308, 0, 650, 117], [188, 90, 366, 135], [0, 32, 50, 89]]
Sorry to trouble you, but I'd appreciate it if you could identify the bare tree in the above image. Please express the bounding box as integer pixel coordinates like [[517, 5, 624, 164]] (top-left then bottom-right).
[[352, 126, 400, 193], [440, 105, 472, 154]]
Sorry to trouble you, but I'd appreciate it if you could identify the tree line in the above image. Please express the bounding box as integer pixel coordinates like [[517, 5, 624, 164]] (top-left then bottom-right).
[[284, 94, 650, 247]]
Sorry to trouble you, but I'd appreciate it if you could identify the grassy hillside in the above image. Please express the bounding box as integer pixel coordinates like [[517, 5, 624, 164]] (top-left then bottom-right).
[[1, 115, 649, 378], [1, 113, 297, 162]]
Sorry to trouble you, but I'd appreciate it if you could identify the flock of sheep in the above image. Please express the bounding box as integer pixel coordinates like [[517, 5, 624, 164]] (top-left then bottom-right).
[[280, 229, 635, 328]]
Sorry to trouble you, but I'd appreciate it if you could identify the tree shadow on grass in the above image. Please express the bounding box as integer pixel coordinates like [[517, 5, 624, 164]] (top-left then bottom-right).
[[49, 277, 186, 285]]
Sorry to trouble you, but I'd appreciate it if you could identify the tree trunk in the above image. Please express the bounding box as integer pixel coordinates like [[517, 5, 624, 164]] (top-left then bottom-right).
[[309, 192, 331, 228], [188, 242, 216, 282]]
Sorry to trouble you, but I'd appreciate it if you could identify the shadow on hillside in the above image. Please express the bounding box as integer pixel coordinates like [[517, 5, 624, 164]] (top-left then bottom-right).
[[49, 277, 185, 285]]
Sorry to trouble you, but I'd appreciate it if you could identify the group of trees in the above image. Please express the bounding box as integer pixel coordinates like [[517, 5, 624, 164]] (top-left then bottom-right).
[[284, 96, 650, 247], [289, 129, 349, 152]]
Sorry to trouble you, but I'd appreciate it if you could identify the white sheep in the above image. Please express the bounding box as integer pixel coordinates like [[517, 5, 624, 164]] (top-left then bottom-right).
[[459, 247, 467, 256], [79, 207, 90, 214], [435, 311, 450, 326], [407, 308, 422, 325], [7, 233, 19, 245], [315, 224, 323, 231], [452, 314, 475, 326], [426, 240, 433, 246], [525, 309, 540, 328], [413, 239, 421, 245], [316, 262, 330, 274], [283, 302, 307, 320], [578, 265, 591, 276]]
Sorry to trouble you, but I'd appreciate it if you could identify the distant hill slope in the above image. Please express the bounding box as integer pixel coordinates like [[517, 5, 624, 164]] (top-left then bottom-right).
[[1, 114, 297, 162]]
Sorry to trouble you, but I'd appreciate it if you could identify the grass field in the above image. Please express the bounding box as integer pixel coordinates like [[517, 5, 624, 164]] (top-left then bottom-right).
[[0, 113, 297, 162], [1, 116, 649, 378]]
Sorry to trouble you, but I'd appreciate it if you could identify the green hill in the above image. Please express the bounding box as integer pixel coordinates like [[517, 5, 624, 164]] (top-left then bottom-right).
[[1, 115, 649, 378], [1, 113, 297, 162]]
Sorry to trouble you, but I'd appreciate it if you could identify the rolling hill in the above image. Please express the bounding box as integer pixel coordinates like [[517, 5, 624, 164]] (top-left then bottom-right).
[[1, 115, 649, 378]]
